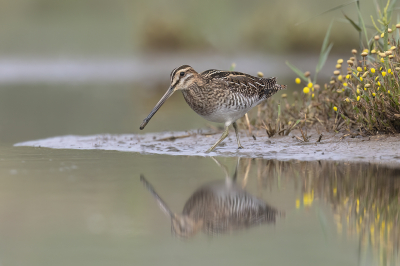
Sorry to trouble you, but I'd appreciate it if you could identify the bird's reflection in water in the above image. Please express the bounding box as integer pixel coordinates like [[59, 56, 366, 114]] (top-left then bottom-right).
[[140, 158, 283, 238]]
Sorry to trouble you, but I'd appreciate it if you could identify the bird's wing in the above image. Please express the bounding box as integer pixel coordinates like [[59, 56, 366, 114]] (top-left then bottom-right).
[[201, 69, 277, 100]]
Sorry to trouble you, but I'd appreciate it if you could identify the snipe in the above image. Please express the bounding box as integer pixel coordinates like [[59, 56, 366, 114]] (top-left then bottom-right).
[[140, 65, 286, 152]]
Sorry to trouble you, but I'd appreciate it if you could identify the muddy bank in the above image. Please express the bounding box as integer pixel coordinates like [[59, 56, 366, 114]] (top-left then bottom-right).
[[14, 129, 400, 165]]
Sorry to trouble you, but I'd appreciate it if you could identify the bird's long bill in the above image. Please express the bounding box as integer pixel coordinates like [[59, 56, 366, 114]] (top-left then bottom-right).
[[139, 86, 175, 130], [140, 175, 175, 219]]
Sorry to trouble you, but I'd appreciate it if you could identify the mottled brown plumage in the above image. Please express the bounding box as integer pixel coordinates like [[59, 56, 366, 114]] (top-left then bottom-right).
[[140, 65, 286, 152]]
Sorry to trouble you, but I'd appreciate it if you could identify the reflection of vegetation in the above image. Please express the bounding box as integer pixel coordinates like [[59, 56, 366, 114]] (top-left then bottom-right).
[[241, 159, 400, 265], [321, 164, 399, 266]]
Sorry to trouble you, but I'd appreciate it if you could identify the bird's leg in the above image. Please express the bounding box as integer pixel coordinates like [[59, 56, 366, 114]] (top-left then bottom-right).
[[206, 126, 229, 153], [233, 122, 244, 149], [232, 157, 240, 182]]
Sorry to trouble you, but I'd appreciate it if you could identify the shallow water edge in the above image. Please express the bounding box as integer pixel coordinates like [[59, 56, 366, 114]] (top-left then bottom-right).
[[14, 129, 400, 166]]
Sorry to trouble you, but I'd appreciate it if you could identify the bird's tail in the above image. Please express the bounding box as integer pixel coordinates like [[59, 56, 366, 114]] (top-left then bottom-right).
[[263, 83, 287, 99], [275, 84, 287, 91]]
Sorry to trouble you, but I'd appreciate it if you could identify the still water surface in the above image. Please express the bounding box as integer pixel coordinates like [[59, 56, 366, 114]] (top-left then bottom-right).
[[1, 144, 399, 266], [0, 82, 398, 265]]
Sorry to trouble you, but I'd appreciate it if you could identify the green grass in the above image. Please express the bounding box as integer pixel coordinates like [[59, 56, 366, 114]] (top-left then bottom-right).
[[253, 0, 400, 136]]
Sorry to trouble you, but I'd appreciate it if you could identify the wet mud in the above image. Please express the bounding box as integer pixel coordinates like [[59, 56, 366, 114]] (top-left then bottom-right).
[[14, 129, 400, 165]]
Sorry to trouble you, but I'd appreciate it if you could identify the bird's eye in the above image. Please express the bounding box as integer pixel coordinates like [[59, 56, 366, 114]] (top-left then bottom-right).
[[180, 72, 185, 76]]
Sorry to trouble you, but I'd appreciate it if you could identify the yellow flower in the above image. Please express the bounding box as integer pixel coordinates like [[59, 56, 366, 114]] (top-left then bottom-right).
[[388, 69, 392, 74], [303, 87, 310, 94], [364, 67, 367, 71], [343, 82, 348, 87], [295, 78, 301, 84], [377, 87, 380, 91], [312, 93, 315, 98], [388, 90, 391, 93], [375, 76, 379, 81], [346, 74, 350, 79], [371, 49, 376, 54], [342, 88, 345, 91], [363, 49, 368, 53], [364, 87, 367, 91], [303, 191, 314, 206], [371, 68, 375, 74], [382, 71, 387, 77], [357, 96, 360, 101], [391, 46, 396, 50], [381, 58, 385, 63], [377, 81, 381, 86], [337, 59, 343, 64], [357, 88, 360, 94], [333, 106, 338, 112], [338, 75, 343, 81], [357, 66, 362, 72], [380, 67, 383, 71], [381, 32, 384, 38], [360, 77, 363, 82], [372, 93, 376, 96], [307, 82, 313, 88], [345, 98, 350, 102]]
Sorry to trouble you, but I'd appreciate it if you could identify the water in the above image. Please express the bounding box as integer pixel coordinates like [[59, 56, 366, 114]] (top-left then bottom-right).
[[2, 145, 399, 266], [1, 82, 399, 266], [0, 82, 207, 144]]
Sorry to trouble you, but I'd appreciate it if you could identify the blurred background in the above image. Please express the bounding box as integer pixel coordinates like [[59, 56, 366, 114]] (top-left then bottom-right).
[[1, 2, 399, 266], [0, 0, 382, 144], [0, 0, 378, 56]]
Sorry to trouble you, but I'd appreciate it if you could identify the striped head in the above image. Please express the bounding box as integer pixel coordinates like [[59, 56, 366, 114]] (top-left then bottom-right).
[[171, 214, 203, 238], [139, 65, 198, 130], [169, 65, 199, 91]]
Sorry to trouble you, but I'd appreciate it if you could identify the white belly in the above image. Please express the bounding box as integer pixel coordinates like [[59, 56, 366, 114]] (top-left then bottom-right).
[[200, 107, 252, 126]]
